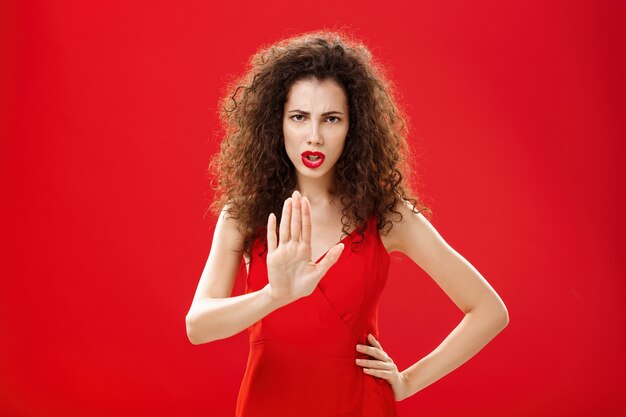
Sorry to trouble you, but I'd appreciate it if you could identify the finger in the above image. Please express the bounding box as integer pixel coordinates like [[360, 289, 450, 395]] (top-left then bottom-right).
[[356, 343, 386, 361], [355, 358, 395, 370], [291, 191, 301, 241], [368, 334, 383, 349], [315, 242, 345, 274], [267, 213, 277, 252], [301, 196, 312, 246], [279, 198, 292, 244], [366, 334, 391, 360], [363, 368, 394, 380], [356, 344, 378, 358]]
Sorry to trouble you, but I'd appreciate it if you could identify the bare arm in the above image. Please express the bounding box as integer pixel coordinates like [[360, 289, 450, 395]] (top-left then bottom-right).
[[186, 287, 283, 345], [185, 205, 283, 345], [389, 200, 509, 400]]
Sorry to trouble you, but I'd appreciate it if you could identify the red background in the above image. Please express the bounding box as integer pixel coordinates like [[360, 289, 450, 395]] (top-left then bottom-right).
[[2, 1, 625, 416]]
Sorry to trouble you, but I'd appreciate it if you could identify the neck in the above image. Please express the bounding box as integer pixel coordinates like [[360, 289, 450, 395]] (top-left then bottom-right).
[[293, 169, 337, 207]]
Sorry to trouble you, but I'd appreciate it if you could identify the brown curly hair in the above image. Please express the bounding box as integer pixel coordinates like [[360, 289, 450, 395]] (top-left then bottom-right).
[[208, 29, 431, 259]]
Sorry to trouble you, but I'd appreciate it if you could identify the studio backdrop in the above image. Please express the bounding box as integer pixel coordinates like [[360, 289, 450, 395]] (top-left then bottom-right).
[[1, 1, 624, 416]]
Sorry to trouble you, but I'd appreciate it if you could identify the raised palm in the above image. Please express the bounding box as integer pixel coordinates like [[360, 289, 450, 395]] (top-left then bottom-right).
[[265, 190, 345, 305]]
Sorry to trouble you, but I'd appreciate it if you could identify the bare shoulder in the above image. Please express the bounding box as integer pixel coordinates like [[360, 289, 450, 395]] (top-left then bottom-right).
[[382, 197, 469, 282], [213, 202, 246, 255], [380, 198, 437, 255]]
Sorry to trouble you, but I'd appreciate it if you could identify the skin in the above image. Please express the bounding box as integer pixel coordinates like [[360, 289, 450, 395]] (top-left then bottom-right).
[[186, 76, 509, 402], [282, 76, 349, 213]]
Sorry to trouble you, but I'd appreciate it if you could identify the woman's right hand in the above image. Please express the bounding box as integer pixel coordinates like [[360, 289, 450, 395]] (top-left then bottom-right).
[[264, 190, 345, 305]]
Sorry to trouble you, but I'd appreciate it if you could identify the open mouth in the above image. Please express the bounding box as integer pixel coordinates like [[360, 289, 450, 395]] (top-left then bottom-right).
[[301, 152, 325, 168]]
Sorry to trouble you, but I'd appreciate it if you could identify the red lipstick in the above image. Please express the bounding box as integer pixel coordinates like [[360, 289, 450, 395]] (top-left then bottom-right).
[[301, 151, 325, 169]]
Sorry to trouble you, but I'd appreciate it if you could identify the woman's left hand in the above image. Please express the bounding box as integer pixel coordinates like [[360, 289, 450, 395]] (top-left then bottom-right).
[[356, 333, 412, 401]]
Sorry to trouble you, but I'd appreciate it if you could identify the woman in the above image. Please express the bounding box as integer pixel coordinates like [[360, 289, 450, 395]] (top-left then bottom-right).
[[186, 30, 509, 416]]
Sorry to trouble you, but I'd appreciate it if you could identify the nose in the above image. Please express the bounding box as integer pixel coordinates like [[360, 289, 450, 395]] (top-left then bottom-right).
[[306, 121, 323, 145]]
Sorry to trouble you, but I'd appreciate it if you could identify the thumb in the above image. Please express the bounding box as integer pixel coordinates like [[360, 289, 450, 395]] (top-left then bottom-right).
[[315, 243, 345, 275]]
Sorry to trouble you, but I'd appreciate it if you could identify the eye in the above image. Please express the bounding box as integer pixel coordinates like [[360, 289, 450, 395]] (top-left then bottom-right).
[[290, 114, 305, 122], [326, 116, 340, 123]]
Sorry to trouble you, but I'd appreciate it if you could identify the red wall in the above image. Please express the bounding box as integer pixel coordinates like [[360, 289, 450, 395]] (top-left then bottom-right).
[[2, 1, 625, 416]]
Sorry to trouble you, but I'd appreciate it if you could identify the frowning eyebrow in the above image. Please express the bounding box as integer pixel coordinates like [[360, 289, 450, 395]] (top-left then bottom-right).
[[287, 109, 344, 116]]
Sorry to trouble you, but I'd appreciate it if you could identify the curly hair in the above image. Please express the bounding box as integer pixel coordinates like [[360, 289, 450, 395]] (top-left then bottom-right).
[[208, 29, 431, 259]]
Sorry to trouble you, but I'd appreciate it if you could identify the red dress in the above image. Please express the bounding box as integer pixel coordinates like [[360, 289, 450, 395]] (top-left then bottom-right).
[[236, 216, 399, 417]]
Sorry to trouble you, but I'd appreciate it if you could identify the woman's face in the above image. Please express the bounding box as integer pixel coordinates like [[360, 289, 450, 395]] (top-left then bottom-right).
[[282, 77, 349, 182]]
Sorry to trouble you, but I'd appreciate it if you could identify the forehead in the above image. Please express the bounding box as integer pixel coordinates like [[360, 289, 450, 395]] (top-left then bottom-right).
[[284, 77, 348, 107]]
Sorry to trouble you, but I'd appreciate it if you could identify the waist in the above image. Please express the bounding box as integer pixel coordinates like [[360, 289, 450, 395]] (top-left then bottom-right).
[[249, 337, 377, 362]]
